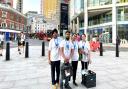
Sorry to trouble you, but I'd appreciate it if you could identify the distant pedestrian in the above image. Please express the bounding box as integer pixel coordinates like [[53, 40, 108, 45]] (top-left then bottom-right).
[[48, 29, 62, 89], [17, 32, 25, 54], [21, 32, 26, 52], [17, 33, 22, 54], [0, 32, 4, 56]]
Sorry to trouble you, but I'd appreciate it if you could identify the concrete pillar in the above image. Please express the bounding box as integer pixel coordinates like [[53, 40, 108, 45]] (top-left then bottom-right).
[[77, 17, 79, 33], [84, 0, 88, 40], [112, 0, 117, 44]]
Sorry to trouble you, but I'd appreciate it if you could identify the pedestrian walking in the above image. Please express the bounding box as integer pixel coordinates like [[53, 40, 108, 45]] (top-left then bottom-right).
[[60, 31, 74, 89], [17, 33, 22, 54], [78, 34, 91, 84], [0, 32, 4, 56], [71, 33, 79, 86], [21, 32, 26, 53], [48, 29, 62, 89]]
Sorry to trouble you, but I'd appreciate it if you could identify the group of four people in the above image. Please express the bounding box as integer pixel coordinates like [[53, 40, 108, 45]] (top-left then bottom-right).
[[48, 29, 91, 89]]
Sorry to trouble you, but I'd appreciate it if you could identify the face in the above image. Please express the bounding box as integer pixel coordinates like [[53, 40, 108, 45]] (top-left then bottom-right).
[[82, 35, 86, 41], [65, 32, 70, 40], [53, 32, 58, 38], [72, 34, 77, 41]]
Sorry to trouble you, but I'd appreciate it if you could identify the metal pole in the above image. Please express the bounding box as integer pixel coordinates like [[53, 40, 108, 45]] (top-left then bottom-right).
[[116, 38, 119, 57], [25, 42, 29, 58], [42, 41, 45, 56], [6, 42, 10, 61], [100, 42, 103, 56]]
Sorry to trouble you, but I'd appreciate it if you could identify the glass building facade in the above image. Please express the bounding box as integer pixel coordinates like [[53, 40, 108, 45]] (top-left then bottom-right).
[[70, 0, 128, 44]]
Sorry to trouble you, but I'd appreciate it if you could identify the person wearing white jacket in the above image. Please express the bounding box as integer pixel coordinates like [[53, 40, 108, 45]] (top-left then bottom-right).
[[79, 34, 91, 84], [71, 33, 79, 86], [48, 29, 62, 89], [0, 32, 4, 56]]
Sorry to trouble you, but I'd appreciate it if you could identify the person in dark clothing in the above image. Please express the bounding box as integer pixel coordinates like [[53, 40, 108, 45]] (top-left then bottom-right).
[[17, 33, 22, 54]]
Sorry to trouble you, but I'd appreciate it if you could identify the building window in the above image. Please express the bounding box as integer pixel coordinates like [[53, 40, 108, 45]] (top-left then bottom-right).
[[16, 24, 19, 30], [1, 23, 7, 28], [2, 11, 7, 18], [10, 22, 14, 29], [117, 6, 128, 21], [10, 13, 14, 20]]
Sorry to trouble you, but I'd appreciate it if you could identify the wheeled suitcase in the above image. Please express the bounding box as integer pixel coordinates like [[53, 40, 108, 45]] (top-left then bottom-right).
[[82, 70, 96, 88]]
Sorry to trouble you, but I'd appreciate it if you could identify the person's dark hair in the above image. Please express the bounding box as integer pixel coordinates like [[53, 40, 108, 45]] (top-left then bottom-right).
[[71, 33, 77, 36], [52, 28, 58, 35], [65, 30, 70, 34], [82, 34, 86, 37]]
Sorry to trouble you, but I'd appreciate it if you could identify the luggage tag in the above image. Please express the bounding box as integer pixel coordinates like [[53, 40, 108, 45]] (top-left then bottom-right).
[[65, 70, 70, 77]]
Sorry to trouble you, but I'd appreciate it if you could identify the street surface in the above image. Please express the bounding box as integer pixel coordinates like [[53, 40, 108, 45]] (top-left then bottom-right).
[[0, 39, 128, 89]]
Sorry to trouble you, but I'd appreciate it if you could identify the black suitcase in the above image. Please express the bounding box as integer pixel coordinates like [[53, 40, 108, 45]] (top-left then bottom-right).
[[82, 70, 96, 88]]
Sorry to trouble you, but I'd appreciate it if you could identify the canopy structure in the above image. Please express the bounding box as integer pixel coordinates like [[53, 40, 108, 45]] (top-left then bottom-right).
[[0, 29, 21, 33]]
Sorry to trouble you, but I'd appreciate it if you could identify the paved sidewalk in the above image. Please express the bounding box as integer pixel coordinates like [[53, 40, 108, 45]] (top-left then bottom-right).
[[0, 46, 128, 89]]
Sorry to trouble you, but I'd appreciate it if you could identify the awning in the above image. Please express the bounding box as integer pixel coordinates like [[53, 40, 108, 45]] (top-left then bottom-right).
[[0, 29, 21, 33]]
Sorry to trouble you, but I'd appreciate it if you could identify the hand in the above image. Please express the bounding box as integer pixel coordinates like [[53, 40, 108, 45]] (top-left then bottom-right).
[[64, 57, 70, 63], [88, 59, 92, 64], [48, 60, 51, 65]]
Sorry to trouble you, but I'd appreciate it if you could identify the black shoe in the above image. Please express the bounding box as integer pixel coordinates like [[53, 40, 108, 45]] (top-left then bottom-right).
[[0, 54, 2, 56], [18, 49, 20, 51], [73, 81, 78, 86], [81, 81, 85, 85], [65, 85, 72, 89], [19, 52, 21, 55]]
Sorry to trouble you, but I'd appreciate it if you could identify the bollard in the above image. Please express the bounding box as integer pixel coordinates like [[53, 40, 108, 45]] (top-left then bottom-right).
[[6, 42, 10, 61], [116, 43, 119, 57], [42, 41, 45, 56], [100, 42, 103, 56], [25, 42, 29, 58]]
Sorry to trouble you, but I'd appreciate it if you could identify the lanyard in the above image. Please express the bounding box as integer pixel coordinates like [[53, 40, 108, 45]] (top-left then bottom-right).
[[54, 38, 58, 47], [73, 41, 77, 49], [82, 41, 85, 49], [66, 41, 69, 50]]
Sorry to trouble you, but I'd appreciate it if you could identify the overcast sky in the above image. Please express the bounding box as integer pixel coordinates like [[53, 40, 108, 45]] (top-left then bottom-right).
[[13, 0, 40, 14]]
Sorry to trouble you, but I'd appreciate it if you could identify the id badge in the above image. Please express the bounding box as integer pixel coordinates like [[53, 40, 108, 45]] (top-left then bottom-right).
[[56, 44, 59, 48], [66, 45, 69, 50], [74, 45, 76, 49], [82, 46, 84, 49]]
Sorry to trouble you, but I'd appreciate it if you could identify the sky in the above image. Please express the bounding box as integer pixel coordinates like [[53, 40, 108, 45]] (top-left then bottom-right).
[[13, 0, 41, 14]]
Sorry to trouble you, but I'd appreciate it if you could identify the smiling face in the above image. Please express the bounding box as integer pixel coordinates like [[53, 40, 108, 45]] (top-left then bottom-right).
[[82, 34, 86, 41], [53, 32, 58, 38], [72, 34, 77, 41]]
